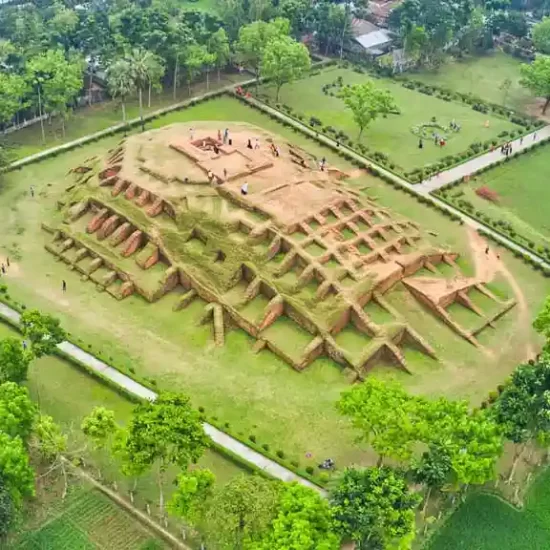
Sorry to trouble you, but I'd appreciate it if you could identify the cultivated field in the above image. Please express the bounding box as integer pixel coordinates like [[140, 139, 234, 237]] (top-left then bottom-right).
[[0, 95, 547, 472], [260, 66, 520, 173], [13, 481, 166, 550], [428, 468, 550, 550]]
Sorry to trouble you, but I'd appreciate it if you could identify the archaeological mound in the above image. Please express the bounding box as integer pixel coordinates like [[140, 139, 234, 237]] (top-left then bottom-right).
[[45, 122, 516, 378]]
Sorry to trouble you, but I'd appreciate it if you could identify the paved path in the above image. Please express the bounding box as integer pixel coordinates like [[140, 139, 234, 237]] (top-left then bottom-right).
[[417, 125, 550, 193], [0, 302, 324, 495], [247, 97, 550, 271]]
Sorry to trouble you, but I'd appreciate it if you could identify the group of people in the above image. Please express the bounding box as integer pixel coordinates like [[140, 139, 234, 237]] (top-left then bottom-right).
[[501, 142, 513, 156]]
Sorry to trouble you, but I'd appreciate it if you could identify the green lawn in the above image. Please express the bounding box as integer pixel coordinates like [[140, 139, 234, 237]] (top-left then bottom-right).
[[0, 95, 546, 473], [428, 468, 550, 550], [409, 52, 533, 114], [261, 66, 520, 173], [437, 143, 550, 254], [5, 73, 246, 159]]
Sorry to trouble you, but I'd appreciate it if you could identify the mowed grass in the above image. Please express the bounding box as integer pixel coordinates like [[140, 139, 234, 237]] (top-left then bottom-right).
[[5, 73, 247, 159], [0, 96, 546, 470], [261, 66, 519, 172], [409, 52, 533, 113], [429, 468, 550, 550], [14, 482, 166, 550], [440, 143, 550, 250]]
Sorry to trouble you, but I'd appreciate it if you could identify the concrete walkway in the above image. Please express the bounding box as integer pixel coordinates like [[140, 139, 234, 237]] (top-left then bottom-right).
[[417, 125, 550, 193], [0, 302, 324, 495], [247, 97, 550, 271]]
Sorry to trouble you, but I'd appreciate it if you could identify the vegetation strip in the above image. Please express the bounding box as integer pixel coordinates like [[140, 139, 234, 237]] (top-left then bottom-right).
[[0, 301, 323, 494]]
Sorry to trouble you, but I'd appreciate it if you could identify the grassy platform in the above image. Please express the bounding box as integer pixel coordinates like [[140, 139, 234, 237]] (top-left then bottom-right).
[[0, 95, 545, 471], [260, 66, 519, 172]]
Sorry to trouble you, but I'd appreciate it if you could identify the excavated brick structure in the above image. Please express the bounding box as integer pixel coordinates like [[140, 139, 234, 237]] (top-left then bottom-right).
[[87, 208, 109, 234], [121, 230, 143, 257], [109, 222, 133, 247], [112, 179, 130, 196], [136, 189, 151, 207], [146, 197, 164, 217], [97, 215, 120, 240]]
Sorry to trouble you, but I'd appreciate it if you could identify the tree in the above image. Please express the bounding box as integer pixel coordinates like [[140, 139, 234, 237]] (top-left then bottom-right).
[[81, 406, 118, 479], [117, 392, 209, 518], [337, 378, 422, 464], [521, 55, 550, 114], [208, 28, 231, 83], [533, 17, 550, 54], [424, 398, 503, 487], [411, 445, 452, 513], [534, 294, 550, 349], [20, 309, 65, 358], [168, 468, 215, 525], [204, 475, 281, 550], [279, 0, 313, 38], [261, 35, 310, 101], [0, 73, 28, 129], [183, 44, 207, 97], [0, 433, 34, 505], [330, 467, 421, 550], [127, 48, 156, 132], [0, 382, 37, 441], [106, 58, 135, 124], [143, 54, 165, 109], [499, 78, 512, 106], [0, 478, 13, 541], [26, 50, 84, 141], [340, 82, 397, 140], [314, 2, 352, 56], [32, 415, 70, 498], [253, 483, 340, 550], [237, 18, 290, 91], [0, 338, 32, 385]]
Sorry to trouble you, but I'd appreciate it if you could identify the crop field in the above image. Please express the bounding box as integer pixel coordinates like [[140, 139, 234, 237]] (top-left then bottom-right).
[[436, 143, 550, 257], [428, 468, 550, 550], [260, 66, 520, 173], [14, 483, 166, 550], [0, 95, 547, 473]]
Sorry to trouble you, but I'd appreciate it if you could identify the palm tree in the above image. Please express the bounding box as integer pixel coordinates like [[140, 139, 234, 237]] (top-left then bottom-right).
[[106, 58, 135, 128], [127, 48, 155, 132]]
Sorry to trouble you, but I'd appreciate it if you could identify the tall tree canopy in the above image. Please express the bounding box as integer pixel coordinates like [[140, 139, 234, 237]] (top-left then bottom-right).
[[521, 55, 550, 114], [20, 309, 65, 358], [330, 467, 421, 550]]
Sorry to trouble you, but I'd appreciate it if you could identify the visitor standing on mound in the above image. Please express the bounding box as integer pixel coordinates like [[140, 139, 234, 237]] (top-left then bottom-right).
[[247, 139, 253, 149], [217, 129, 222, 141], [223, 128, 228, 144], [189, 127, 194, 141], [418, 138, 423, 149], [254, 138, 260, 150], [241, 182, 248, 195], [62, 280, 67, 292]]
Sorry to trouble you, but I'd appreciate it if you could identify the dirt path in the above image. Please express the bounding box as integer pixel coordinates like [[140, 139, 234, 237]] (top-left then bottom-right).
[[467, 226, 535, 358]]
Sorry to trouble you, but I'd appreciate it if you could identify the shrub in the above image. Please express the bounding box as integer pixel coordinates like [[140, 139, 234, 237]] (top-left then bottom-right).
[[309, 116, 322, 127], [262, 443, 270, 452], [249, 435, 257, 443], [198, 406, 205, 413], [306, 466, 315, 475], [291, 460, 299, 468], [276, 450, 285, 459]]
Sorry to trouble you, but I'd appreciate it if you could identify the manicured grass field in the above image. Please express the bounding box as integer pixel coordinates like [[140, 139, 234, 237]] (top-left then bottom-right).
[[429, 468, 550, 550], [409, 52, 533, 113], [261, 66, 520, 172], [0, 96, 545, 472], [14, 481, 166, 550], [438, 143, 550, 252]]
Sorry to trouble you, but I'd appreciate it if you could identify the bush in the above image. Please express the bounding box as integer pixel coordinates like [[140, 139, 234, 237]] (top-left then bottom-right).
[[262, 443, 270, 452], [249, 435, 257, 443], [291, 460, 299, 468], [309, 116, 322, 127], [276, 450, 285, 459], [475, 186, 500, 203], [198, 406, 205, 413], [306, 466, 315, 475]]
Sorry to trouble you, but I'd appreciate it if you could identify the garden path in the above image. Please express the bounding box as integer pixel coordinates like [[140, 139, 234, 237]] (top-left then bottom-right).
[[417, 125, 550, 193], [0, 302, 325, 495]]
